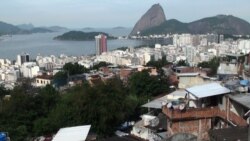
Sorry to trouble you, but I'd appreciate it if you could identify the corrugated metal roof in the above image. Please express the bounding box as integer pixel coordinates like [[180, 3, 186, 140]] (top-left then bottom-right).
[[52, 125, 91, 141], [186, 83, 230, 99], [176, 73, 199, 77], [229, 94, 250, 109]]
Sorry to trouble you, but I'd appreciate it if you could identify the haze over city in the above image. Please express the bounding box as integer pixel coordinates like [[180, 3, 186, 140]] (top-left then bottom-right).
[[0, 0, 250, 28]]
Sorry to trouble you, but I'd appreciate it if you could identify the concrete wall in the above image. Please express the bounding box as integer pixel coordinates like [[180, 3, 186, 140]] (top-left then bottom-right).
[[166, 133, 197, 141], [171, 118, 211, 140], [178, 76, 205, 89]]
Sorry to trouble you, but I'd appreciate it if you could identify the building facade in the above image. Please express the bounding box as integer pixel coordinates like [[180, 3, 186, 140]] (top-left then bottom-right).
[[95, 34, 107, 55]]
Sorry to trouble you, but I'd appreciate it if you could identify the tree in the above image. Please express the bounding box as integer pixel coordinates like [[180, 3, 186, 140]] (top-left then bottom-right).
[[176, 59, 189, 66], [0, 85, 60, 140], [0, 85, 9, 98], [41, 78, 136, 137], [63, 62, 89, 75], [146, 57, 170, 69], [198, 57, 220, 76], [128, 70, 169, 97], [209, 57, 220, 76], [197, 61, 210, 68], [92, 62, 111, 70]]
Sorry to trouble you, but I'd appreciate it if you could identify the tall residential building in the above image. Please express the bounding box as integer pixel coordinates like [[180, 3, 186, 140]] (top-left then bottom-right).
[[95, 34, 107, 55], [17, 53, 30, 66], [184, 46, 196, 65]]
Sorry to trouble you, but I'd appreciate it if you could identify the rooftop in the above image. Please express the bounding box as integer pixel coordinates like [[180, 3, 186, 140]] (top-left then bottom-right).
[[142, 90, 187, 109], [52, 125, 91, 141], [36, 75, 53, 80], [186, 82, 230, 99], [229, 93, 250, 109], [209, 126, 248, 141]]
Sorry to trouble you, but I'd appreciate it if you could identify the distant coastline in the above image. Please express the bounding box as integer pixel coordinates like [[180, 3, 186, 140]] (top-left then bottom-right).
[[54, 31, 117, 41]]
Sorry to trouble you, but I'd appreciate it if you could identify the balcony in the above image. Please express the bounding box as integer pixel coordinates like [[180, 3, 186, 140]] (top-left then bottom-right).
[[162, 106, 247, 126]]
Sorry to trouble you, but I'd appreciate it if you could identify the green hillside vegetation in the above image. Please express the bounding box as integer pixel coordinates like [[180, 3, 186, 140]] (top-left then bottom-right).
[[54, 31, 117, 41], [0, 21, 53, 36], [141, 19, 189, 35], [0, 21, 21, 35], [0, 76, 169, 140], [140, 15, 250, 36], [29, 28, 53, 33], [0, 62, 170, 140]]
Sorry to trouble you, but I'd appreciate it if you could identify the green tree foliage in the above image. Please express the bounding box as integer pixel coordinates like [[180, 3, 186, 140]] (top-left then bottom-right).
[[146, 56, 169, 69], [53, 63, 89, 86], [0, 85, 60, 141], [34, 78, 138, 137], [176, 59, 189, 66], [209, 57, 220, 76], [0, 68, 171, 140], [63, 62, 89, 75], [0, 78, 144, 140], [128, 70, 169, 97], [198, 57, 220, 76], [92, 62, 111, 70], [54, 31, 116, 41], [0, 85, 9, 98], [197, 61, 210, 68]]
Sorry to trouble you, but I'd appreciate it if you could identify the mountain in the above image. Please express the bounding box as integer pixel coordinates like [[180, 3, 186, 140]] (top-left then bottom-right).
[[54, 31, 117, 41], [29, 28, 53, 33], [82, 27, 95, 30], [0, 21, 54, 35], [0, 21, 22, 35], [140, 15, 250, 35], [188, 15, 250, 35], [141, 19, 189, 35], [17, 23, 34, 30], [130, 4, 166, 36], [43, 26, 68, 32], [113, 26, 126, 30]]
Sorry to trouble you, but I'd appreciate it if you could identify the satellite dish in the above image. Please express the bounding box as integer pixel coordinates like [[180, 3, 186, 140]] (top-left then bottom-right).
[[167, 103, 172, 108], [179, 103, 186, 111], [247, 117, 250, 124], [161, 102, 167, 106]]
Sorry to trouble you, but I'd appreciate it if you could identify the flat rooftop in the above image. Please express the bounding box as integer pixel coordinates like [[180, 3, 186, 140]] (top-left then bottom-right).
[[229, 93, 250, 109], [209, 127, 248, 141]]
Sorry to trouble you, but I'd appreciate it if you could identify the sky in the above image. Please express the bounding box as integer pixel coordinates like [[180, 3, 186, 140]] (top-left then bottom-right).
[[0, 0, 249, 28]]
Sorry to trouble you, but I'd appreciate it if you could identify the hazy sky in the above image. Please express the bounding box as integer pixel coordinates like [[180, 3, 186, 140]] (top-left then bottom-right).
[[0, 0, 249, 28]]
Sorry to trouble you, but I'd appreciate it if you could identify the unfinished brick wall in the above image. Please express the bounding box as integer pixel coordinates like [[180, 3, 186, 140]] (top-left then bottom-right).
[[171, 118, 211, 140]]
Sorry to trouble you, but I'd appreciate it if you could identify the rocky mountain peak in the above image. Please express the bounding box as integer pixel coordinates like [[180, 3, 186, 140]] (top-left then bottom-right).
[[130, 4, 166, 35]]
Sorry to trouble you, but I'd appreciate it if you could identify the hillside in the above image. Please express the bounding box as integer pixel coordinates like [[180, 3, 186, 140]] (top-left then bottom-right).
[[141, 19, 189, 35], [17, 23, 34, 30], [140, 15, 250, 35], [28, 28, 53, 33], [0, 21, 22, 35], [188, 15, 250, 35], [45, 26, 68, 32], [54, 31, 117, 41], [130, 4, 166, 35], [0, 21, 53, 35]]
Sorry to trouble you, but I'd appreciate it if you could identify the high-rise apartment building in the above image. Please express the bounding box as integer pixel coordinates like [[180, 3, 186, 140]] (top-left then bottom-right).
[[95, 34, 107, 55], [17, 53, 30, 66]]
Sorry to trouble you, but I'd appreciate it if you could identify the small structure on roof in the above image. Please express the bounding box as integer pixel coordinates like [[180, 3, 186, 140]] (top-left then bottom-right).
[[52, 125, 91, 141], [142, 90, 187, 109]]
